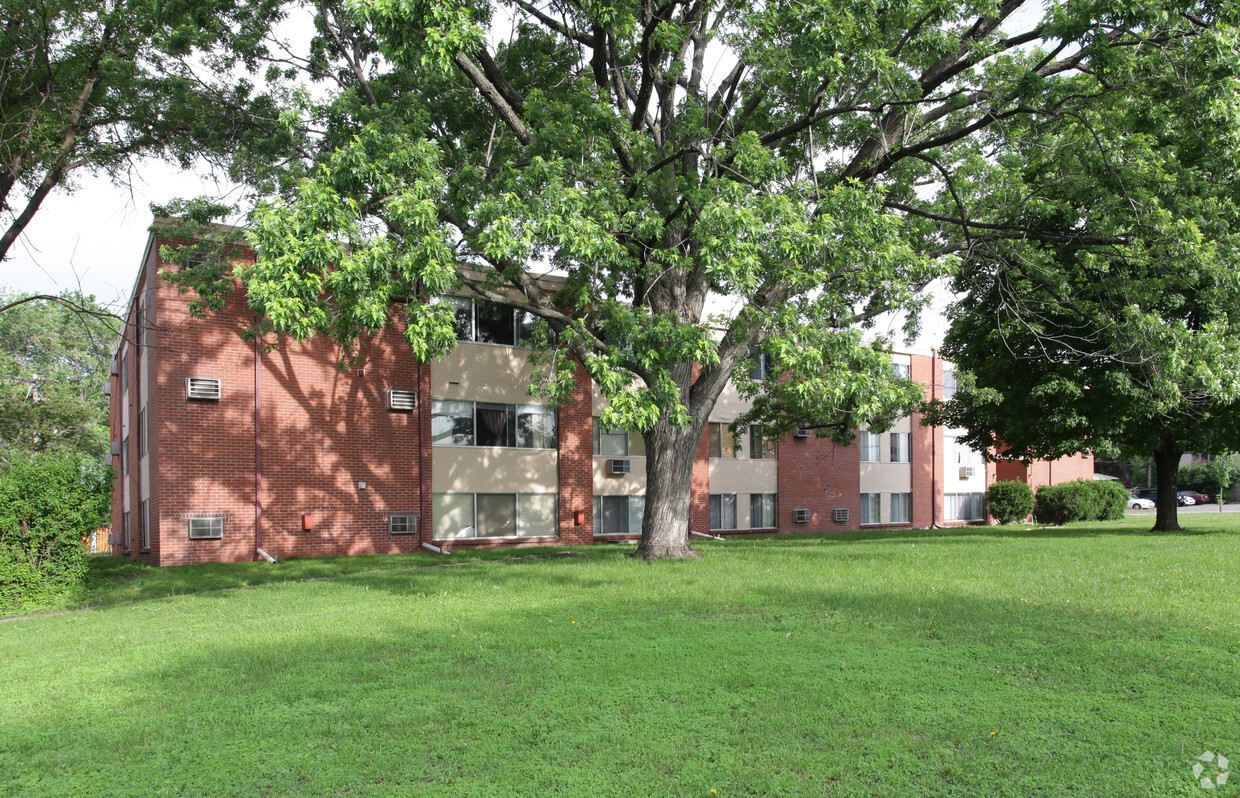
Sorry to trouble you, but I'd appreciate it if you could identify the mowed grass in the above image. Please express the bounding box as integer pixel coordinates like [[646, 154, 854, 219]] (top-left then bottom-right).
[[3, 517, 1238, 797]]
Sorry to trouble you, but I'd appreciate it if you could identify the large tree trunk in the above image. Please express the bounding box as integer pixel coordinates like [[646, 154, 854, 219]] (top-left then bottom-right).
[[633, 420, 704, 561], [1152, 438, 1183, 532]]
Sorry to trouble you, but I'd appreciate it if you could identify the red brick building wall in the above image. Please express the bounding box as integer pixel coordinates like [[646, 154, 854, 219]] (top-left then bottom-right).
[[776, 433, 862, 532]]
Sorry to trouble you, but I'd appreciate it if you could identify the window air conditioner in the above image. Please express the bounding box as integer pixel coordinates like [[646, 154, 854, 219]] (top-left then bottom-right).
[[793, 508, 811, 523], [387, 389, 417, 412], [186, 377, 221, 401], [794, 428, 811, 438], [833, 507, 849, 522], [960, 466, 976, 479], [609, 459, 631, 475]]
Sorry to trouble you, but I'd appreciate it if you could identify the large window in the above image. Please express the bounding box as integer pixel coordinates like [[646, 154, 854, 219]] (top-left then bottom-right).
[[750, 350, 776, 380], [433, 493, 557, 539], [890, 493, 912, 523], [121, 435, 129, 478], [122, 511, 130, 548], [593, 495, 645, 535], [138, 408, 147, 458], [710, 494, 737, 530], [121, 352, 128, 395], [593, 421, 645, 456], [439, 296, 547, 347], [431, 400, 556, 449], [945, 493, 985, 521], [749, 425, 774, 459], [942, 369, 958, 400], [859, 430, 881, 463], [890, 432, 910, 463], [708, 422, 737, 458], [750, 494, 777, 529], [891, 361, 911, 380], [139, 499, 150, 549], [860, 493, 880, 525]]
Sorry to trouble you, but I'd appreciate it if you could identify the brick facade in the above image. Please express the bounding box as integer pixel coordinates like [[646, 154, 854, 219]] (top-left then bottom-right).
[[111, 227, 1096, 565]]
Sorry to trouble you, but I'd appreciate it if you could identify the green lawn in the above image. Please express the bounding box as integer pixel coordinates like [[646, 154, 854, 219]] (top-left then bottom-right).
[[3, 517, 1238, 796]]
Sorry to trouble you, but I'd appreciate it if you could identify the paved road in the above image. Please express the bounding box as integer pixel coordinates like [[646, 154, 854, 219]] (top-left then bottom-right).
[[1127, 502, 1240, 515]]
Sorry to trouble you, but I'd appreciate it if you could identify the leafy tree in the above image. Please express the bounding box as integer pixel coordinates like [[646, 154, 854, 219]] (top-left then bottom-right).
[[189, 0, 1240, 557], [0, 451, 111, 613], [986, 481, 1034, 525], [0, 0, 292, 264], [0, 291, 116, 459], [924, 10, 1240, 532]]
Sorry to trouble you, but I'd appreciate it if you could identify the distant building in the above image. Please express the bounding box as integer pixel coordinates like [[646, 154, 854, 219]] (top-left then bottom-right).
[[108, 223, 1094, 565]]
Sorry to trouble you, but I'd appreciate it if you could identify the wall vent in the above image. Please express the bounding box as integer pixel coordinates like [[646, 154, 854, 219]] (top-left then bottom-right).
[[960, 466, 976, 479], [609, 459, 631, 475], [111, 440, 122, 455], [833, 507, 849, 523], [103, 382, 112, 396], [389, 514, 417, 535], [387, 389, 417, 412], [793, 508, 811, 523], [187, 517, 223, 540], [793, 428, 811, 438], [109, 360, 119, 376], [186, 377, 221, 401]]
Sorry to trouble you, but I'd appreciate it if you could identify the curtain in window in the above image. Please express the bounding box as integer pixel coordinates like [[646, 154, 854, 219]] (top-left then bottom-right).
[[476, 404, 513, 447]]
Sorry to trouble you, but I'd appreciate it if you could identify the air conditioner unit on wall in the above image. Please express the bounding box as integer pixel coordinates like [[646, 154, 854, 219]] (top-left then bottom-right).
[[794, 428, 811, 438], [387, 389, 417, 412], [960, 466, 976, 479], [186, 377, 221, 401], [609, 459, 631, 475], [833, 507, 849, 523], [793, 508, 811, 523]]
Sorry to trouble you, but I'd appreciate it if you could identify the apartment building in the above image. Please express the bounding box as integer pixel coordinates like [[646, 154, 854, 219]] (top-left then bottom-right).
[[108, 224, 1094, 566]]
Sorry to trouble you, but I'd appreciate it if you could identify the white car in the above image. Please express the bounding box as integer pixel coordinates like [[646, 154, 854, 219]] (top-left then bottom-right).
[[1128, 497, 1156, 509]]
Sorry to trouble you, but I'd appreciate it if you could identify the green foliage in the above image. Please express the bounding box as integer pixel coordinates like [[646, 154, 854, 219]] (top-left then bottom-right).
[[0, 451, 111, 613], [1034, 480, 1127, 525], [985, 480, 1035, 524], [1181, 454, 1240, 501], [0, 291, 116, 459]]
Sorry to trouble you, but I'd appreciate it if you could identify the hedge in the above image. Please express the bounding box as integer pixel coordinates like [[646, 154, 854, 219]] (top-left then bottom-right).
[[986, 480, 1035, 524], [1034, 479, 1127, 525]]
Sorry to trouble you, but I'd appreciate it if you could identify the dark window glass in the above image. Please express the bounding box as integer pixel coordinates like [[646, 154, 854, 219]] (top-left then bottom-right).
[[447, 296, 473, 341], [601, 496, 628, 534], [476, 493, 517, 537], [475, 403, 516, 447], [476, 301, 516, 345]]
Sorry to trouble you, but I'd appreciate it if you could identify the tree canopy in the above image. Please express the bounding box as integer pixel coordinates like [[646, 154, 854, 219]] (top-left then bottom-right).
[[924, 20, 1240, 530], [166, 0, 1240, 556], [0, 0, 292, 263]]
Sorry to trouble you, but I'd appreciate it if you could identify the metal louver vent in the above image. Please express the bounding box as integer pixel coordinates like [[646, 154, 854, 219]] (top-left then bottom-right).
[[833, 507, 849, 523], [793, 508, 811, 523], [793, 428, 811, 438], [387, 389, 417, 412], [186, 377, 221, 401], [609, 459, 631, 475], [187, 517, 223, 540]]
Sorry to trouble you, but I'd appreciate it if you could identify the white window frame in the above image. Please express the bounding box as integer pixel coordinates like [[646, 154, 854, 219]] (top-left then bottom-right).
[[431, 400, 557, 450], [944, 493, 985, 521], [710, 494, 737, 531], [860, 493, 881, 525], [593, 495, 645, 535], [859, 430, 882, 463], [750, 493, 777, 529], [432, 493, 559, 540], [890, 493, 912, 524], [890, 432, 910, 463]]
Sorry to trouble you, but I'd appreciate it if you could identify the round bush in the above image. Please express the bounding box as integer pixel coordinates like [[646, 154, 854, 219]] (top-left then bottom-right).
[[986, 480, 1035, 524]]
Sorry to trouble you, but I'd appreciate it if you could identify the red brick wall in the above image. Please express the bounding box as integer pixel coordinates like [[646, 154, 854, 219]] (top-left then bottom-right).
[[558, 360, 594, 544], [776, 432, 861, 532], [910, 353, 940, 528], [690, 424, 711, 535]]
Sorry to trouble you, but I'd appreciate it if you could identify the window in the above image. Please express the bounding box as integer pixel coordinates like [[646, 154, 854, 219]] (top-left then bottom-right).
[[121, 353, 129, 395], [891, 361, 911, 380], [187, 517, 224, 539], [122, 511, 130, 548], [432, 493, 557, 539], [859, 430, 881, 463], [139, 500, 150, 549], [890, 432, 910, 463], [749, 425, 774, 459], [432, 400, 556, 449], [389, 515, 417, 534], [137, 298, 148, 352], [944, 493, 985, 521], [943, 369, 958, 400], [710, 494, 737, 530], [121, 435, 129, 478], [593, 420, 644, 456], [750, 348, 776, 380], [439, 296, 549, 347], [860, 493, 880, 525], [138, 408, 147, 458], [951, 436, 984, 467], [708, 422, 737, 458], [750, 494, 777, 529], [593, 495, 645, 535], [890, 493, 912, 523]]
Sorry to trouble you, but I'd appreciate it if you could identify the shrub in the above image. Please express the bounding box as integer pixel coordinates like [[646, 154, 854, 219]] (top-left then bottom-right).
[[1035, 479, 1128, 524], [0, 452, 111, 614], [986, 480, 1035, 524], [1177, 464, 1212, 494]]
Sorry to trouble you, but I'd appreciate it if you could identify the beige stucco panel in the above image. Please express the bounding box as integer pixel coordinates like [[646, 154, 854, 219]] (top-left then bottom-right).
[[709, 381, 754, 422], [433, 343, 541, 404], [709, 459, 777, 493], [593, 456, 648, 494], [859, 462, 912, 493], [432, 447, 558, 494]]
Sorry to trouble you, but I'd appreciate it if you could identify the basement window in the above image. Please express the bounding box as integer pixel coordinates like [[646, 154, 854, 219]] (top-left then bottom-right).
[[187, 517, 223, 540]]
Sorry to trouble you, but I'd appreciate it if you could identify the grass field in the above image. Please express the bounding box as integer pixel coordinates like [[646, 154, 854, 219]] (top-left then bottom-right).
[[3, 516, 1238, 796]]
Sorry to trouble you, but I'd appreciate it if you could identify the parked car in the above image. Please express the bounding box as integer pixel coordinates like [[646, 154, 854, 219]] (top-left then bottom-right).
[[1128, 497, 1156, 510], [1176, 492, 1196, 506], [1180, 490, 1211, 505], [1136, 488, 1158, 501]]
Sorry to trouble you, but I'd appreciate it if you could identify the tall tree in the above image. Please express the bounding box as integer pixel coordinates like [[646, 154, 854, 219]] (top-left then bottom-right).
[[0, 291, 117, 459], [0, 0, 292, 263], [195, 0, 1240, 556], [924, 22, 1240, 531]]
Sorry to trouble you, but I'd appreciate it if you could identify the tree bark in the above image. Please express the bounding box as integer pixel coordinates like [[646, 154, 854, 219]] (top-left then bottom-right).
[[1152, 438, 1183, 532], [632, 419, 704, 561]]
